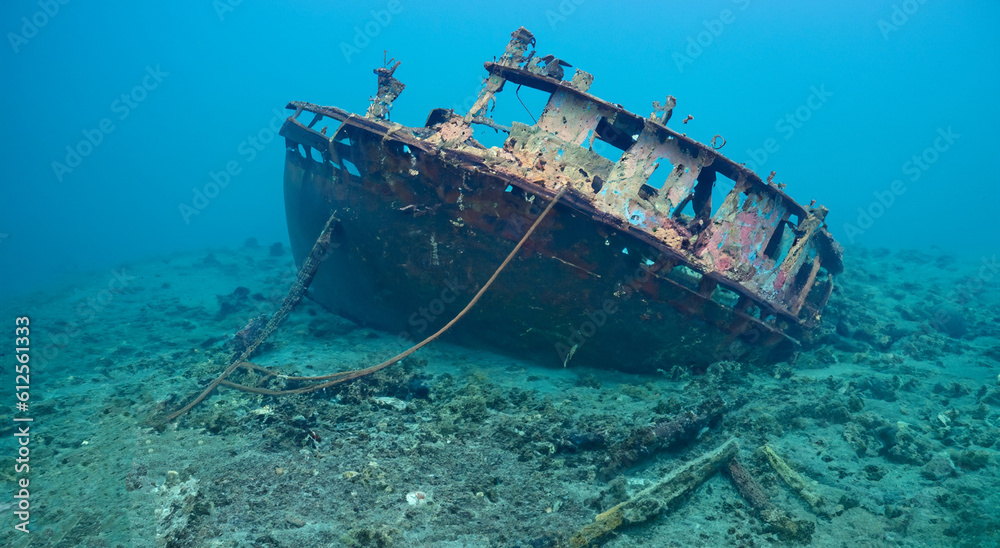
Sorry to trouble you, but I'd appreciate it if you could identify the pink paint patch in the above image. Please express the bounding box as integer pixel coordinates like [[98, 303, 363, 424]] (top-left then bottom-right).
[[773, 270, 787, 291], [715, 255, 732, 271], [737, 212, 763, 246]]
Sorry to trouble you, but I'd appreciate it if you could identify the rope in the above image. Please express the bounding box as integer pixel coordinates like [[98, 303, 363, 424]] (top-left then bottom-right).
[[161, 186, 567, 421]]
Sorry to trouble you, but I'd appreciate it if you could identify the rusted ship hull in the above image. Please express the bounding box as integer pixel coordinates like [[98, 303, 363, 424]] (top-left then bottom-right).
[[280, 27, 843, 372], [284, 107, 791, 371]]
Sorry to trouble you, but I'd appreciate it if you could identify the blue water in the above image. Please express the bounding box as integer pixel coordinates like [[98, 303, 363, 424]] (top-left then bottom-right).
[[2, 2, 999, 547], [2, 0, 998, 297]]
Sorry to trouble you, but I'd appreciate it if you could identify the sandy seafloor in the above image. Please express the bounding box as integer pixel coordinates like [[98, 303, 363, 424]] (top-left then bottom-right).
[[1, 242, 998, 548]]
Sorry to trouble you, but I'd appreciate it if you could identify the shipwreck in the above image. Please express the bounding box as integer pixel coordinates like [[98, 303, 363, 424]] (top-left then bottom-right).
[[278, 27, 844, 372]]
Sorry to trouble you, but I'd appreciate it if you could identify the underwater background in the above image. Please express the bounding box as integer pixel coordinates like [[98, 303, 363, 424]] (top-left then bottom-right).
[[1, 1, 999, 547]]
